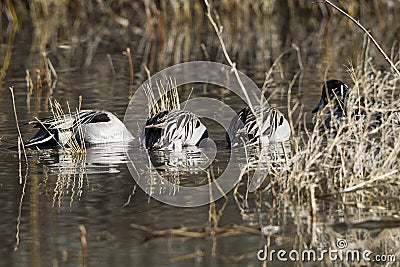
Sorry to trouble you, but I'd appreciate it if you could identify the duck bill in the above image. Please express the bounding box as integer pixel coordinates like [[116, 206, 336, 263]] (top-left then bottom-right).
[[312, 98, 326, 113]]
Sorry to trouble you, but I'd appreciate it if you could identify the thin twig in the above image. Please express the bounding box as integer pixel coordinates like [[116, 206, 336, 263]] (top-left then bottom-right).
[[287, 71, 301, 136], [107, 54, 116, 75], [14, 167, 28, 251], [47, 57, 58, 90], [79, 225, 88, 267], [322, 0, 400, 77], [123, 185, 137, 208], [10, 86, 31, 254]]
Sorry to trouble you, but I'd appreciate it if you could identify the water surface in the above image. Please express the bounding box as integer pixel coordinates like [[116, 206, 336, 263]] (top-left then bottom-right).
[[1, 2, 399, 266]]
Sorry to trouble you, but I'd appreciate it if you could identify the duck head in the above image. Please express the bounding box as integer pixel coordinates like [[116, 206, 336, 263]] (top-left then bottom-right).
[[312, 80, 349, 113]]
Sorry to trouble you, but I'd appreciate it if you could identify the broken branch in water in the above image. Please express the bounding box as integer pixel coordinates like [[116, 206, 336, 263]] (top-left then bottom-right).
[[130, 223, 262, 240]]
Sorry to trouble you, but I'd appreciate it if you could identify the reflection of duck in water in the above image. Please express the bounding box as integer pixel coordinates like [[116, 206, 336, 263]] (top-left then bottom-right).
[[141, 109, 208, 151], [40, 143, 134, 208], [25, 110, 133, 148], [42, 144, 132, 175], [149, 146, 213, 172], [227, 102, 291, 147]]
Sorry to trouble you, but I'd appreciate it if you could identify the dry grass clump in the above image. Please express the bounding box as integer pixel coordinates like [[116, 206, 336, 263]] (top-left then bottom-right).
[[235, 49, 400, 207], [49, 99, 87, 153], [201, 0, 400, 204], [276, 57, 400, 203], [143, 77, 180, 118]]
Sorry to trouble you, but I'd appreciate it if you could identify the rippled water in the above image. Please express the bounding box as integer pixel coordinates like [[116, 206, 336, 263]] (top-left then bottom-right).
[[1, 2, 400, 266]]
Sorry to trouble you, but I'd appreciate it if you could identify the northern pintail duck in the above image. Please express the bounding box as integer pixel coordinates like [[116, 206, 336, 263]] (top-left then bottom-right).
[[141, 109, 208, 150], [312, 79, 400, 128], [312, 80, 400, 128], [312, 79, 349, 128], [227, 103, 291, 147], [25, 110, 133, 148]]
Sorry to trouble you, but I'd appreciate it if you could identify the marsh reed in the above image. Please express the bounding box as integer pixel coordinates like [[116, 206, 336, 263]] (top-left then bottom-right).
[[143, 76, 180, 118]]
